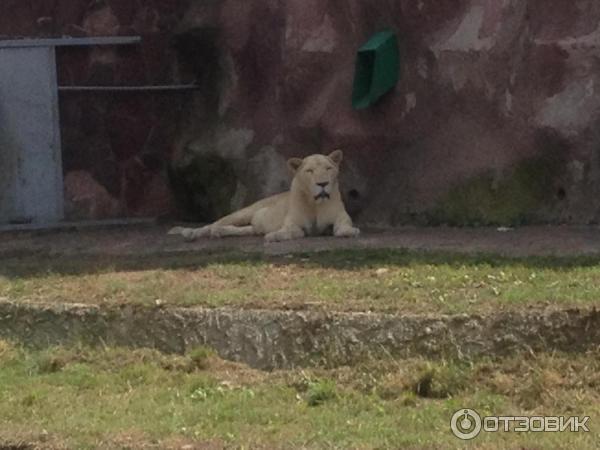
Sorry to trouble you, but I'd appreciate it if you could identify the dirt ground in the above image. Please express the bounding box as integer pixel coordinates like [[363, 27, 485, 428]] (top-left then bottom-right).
[[1, 223, 600, 258]]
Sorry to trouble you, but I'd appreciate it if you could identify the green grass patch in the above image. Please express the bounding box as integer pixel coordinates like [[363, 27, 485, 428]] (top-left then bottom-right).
[[0, 342, 599, 449], [306, 378, 338, 407]]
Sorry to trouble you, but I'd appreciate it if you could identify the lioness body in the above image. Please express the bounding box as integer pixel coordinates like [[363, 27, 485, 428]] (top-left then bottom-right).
[[169, 150, 359, 242]]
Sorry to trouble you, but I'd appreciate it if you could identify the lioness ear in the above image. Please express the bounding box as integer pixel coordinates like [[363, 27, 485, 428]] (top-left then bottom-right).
[[328, 149, 343, 166], [287, 157, 303, 173]]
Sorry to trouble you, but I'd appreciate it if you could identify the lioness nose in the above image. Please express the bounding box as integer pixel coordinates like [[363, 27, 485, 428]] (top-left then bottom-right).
[[317, 182, 329, 188]]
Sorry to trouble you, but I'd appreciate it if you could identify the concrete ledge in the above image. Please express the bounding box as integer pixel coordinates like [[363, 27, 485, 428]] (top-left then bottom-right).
[[0, 218, 156, 234], [1, 300, 598, 370], [3, 226, 600, 259]]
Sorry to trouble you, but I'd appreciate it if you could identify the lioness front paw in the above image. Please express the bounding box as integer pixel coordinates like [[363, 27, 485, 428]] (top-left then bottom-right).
[[334, 226, 360, 238], [265, 231, 287, 242]]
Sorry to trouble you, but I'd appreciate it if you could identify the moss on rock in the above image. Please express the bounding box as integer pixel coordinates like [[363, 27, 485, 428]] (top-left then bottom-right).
[[431, 156, 563, 226]]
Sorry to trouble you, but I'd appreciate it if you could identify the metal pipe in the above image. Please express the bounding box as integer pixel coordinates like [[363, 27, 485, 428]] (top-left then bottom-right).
[[0, 36, 141, 48], [58, 84, 199, 92]]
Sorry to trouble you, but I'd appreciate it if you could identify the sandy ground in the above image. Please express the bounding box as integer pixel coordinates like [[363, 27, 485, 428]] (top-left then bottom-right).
[[1, 223, 600, 258]]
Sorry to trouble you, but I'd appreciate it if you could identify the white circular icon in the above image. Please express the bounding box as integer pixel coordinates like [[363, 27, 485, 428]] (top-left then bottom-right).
[[451, 408, 482, 440]]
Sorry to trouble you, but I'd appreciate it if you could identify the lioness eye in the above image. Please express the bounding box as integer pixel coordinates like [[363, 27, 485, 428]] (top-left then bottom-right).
[[306, 169, 314, 174], [326, 167, 333, 171]]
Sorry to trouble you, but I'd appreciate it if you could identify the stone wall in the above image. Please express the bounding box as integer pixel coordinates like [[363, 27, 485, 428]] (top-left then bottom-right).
[[5, 0, 600, 225], [203, 0, 600, 226], [2, 300, 600, 369]]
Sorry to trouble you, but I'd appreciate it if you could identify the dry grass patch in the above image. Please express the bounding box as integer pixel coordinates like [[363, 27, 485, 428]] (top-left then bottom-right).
[[3, 250, 600, 315]]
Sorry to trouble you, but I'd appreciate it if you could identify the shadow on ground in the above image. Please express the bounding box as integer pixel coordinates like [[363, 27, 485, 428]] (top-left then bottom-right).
[[3, 247, 600, 280]]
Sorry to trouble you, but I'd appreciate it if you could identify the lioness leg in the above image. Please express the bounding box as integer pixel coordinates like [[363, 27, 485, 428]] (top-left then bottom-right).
[[168, 204, 259, 241], [264, 224, 305, 242], [210, 225, 257, 238], [333, 211, 360, 238], [168, 225, 211, 241]]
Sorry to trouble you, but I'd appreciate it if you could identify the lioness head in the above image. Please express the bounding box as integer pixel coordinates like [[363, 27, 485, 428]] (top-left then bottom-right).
[[288, 150, 343, 203]]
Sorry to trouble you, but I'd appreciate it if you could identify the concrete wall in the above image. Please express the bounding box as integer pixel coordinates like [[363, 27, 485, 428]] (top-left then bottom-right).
[[4, 0, 600, 225], [0, 46, 64, 224]]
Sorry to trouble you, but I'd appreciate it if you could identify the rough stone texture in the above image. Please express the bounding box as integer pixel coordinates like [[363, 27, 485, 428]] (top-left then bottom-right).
[[180, 0, 600, 226], [6, 1, 600, 224], [0, 300, 598, 369], [63, 170, 121, 219]]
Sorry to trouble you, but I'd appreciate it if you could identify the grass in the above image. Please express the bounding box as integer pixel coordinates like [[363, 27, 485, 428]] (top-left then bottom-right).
[[0, 341, 599, 449], [306, 379, 338, 407], [1, 249, 600, 314], [2, 245, 598, 448]]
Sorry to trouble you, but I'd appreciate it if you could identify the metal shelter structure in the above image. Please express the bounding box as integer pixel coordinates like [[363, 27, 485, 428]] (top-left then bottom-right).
[[0, 36, 198, 226]]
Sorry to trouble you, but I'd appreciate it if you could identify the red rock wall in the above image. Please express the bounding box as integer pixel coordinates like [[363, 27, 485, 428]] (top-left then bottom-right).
[[206, 0, 600, 225], [5, 1, 600, 224]]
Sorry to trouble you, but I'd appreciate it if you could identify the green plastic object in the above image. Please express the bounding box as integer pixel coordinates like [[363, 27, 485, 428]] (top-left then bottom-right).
[[351, 30, 400, 109]]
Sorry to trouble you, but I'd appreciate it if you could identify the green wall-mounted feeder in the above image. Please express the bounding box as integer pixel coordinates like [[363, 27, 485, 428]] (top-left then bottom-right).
[[351, 30, 400, 110]]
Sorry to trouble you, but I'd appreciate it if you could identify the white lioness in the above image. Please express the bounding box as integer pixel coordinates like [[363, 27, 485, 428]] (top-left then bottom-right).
[[169, 150, 360, 242]]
